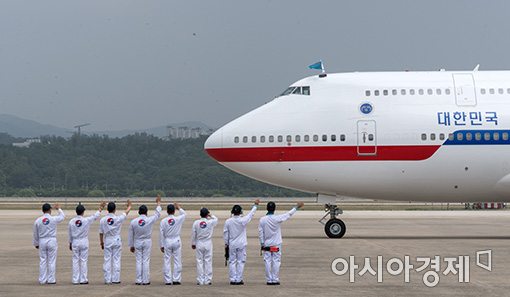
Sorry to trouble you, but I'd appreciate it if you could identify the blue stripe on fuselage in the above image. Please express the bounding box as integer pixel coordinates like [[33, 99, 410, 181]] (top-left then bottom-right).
[[444, 130, 510, 145]]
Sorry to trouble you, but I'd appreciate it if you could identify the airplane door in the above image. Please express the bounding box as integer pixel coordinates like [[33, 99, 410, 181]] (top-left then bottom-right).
[[453, 73, 477, 106], [357, 120, 377, 155]]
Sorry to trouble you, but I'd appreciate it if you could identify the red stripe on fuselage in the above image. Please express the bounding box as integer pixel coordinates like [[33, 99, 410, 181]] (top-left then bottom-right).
[[205, 145, 441, 162]]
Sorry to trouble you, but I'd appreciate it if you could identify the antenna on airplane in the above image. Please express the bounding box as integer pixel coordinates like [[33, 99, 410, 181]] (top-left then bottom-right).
[[473, 64, 480, 72], [308, 60, 327, 78], [74, 123, 91, 136]]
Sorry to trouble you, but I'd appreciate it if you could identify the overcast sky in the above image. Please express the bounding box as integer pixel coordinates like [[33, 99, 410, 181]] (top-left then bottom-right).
[[0, 0, 509, 130]]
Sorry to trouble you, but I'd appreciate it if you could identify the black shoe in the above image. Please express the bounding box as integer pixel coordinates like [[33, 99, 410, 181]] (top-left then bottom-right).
[[173, 281, 181, 285], [274, 282, 280, 285], [142, 282, 151, 285], [165, 283, 172, 285], [230, 281, 236, 285], [80, 282, 89, 285], [207, 282, 212, 285], [135, 283, 142, 285], [238, 280, 244, 285], [112, 282, 121, 284], [267, 282, 273, 285], [47, 282, 56, 285]]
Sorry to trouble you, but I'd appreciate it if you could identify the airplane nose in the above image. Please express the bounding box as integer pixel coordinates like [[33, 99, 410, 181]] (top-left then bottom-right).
[[204, 128, 223, 151]]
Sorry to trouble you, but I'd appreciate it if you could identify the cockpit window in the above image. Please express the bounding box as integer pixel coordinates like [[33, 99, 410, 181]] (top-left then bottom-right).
[[280, 87, 295, 96], [302, 86, 310, 95], [278, 86, 311, 97]]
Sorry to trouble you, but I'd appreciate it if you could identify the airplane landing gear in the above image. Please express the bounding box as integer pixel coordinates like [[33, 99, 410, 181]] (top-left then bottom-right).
[[319, 204, 346, 238]]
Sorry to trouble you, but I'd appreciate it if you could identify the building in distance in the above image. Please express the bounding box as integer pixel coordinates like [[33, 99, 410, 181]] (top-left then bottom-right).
[[166, 126, 213, 140], [12, 138, 41, 148]]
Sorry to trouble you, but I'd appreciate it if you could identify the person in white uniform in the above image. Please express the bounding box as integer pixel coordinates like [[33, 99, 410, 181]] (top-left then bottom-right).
[[128, 195, 162, 285], [159, 202, 186, 285], [191, 207, 218, 285], [258, 201, 304, 285], [33, 202, 65, 285], [99, 199, 132, 284], [68, 201, 106, 284], [223, 199, 259, 285]]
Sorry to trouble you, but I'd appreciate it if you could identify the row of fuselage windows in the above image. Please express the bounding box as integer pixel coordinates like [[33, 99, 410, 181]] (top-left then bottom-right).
[[421, 131, 510, 141], [366, 87, 510, 97], [234, 134, 347, 144], [366, 88, 451, 97], [234, 132, 509, 144], [480, 88, 510, 95]]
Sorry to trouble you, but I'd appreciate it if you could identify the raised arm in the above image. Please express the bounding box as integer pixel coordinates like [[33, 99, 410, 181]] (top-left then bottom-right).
[[241, 199, 259, 225], [86, 201, 105, 223], [54, 203, 65, 223], [125, 199, 132, 216], [209, 214, 218, 227], [150, 195, 162, 223], [275, 202, 304, 223], [117, 199, 131, 224], [176, 203, 186, 219]]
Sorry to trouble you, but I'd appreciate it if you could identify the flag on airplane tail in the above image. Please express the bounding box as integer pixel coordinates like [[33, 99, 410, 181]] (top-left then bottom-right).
[[308, 60, 324, 71]]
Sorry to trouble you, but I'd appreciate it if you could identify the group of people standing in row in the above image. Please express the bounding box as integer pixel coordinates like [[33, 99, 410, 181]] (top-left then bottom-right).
[[32, 196, 304, 286]]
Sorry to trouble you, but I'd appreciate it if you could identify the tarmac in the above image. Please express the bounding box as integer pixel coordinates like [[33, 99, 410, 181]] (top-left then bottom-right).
[[1, 209, 510, 297]]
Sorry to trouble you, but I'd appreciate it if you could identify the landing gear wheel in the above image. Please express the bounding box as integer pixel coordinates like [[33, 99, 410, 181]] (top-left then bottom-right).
[[325, 218, 346, 238]]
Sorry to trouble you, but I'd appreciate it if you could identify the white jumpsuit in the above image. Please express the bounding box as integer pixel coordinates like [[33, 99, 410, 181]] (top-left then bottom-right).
[[68, 210, 101, 284], [33, 209, 65, 284], [99, 212, 127, 284], [258, 207, 297, 284], [191, 215, 218, 285], [223, 205, 257, 283], [128, 206, 162, 284], [159, 208, 186, 283]]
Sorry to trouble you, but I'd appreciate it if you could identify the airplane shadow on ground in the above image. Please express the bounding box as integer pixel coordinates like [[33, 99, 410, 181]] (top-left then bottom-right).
[[285, 235, 510, 240], [347, 235, 510, 240]]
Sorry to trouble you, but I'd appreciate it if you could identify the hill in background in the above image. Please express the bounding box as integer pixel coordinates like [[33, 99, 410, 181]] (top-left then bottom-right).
[[0, 114, 70, 138], [0, 114, 212, 138]]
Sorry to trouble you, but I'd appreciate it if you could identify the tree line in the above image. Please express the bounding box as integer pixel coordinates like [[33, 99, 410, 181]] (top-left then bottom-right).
[[0, 133, 308, 197]]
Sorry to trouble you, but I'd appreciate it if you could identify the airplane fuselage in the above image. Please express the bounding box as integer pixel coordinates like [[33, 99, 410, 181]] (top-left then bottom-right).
[[205, 70, 510, 203]]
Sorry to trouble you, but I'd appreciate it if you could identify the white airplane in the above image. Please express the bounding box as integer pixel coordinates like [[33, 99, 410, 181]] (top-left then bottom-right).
[[204, 68, 510, 238]]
